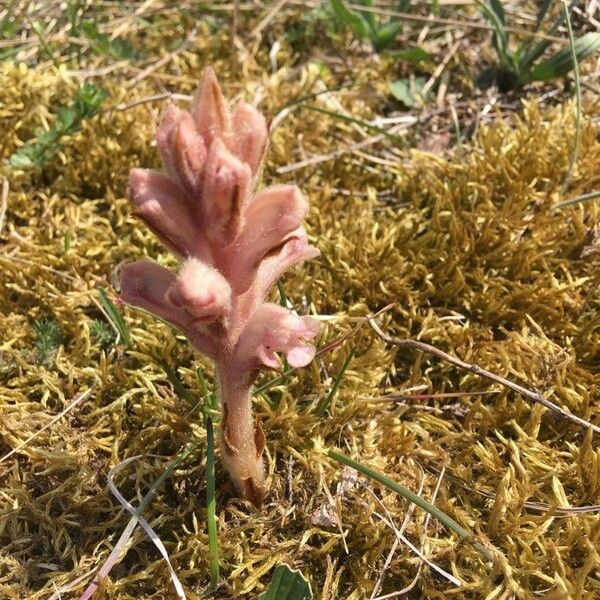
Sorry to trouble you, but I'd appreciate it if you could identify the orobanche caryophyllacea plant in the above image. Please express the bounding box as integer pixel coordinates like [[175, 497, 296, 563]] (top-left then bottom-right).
[[119, 67, 320, 506]]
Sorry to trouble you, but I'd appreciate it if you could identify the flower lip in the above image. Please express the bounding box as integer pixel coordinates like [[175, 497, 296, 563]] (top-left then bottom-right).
[[234, 303, 320, 371]]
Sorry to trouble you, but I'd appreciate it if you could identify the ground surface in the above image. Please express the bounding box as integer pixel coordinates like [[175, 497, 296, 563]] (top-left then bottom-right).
[[1, 2, 600, 599]]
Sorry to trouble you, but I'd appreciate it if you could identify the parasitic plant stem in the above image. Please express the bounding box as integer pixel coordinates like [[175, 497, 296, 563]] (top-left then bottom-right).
[[119, 67, 320, 505]]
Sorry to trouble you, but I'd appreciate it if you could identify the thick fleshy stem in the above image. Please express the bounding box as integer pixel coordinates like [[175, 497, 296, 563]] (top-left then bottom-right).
[[217, 364, 265, 506]]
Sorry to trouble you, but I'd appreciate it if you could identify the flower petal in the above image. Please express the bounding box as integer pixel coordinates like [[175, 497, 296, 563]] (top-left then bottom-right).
[[202, 139, 251, 244], [229, 186, 310, 291], [234, 303, 319, 371], [119, 260, 218, 357], [119, 260, 188, 328], [128, 168, 199, 256], [286, 344, 316, 368], [241, 229, 320, 299], [191, 66, 232, 149], [157, 105, 207, 196], [156, 103, 180, 176], [230, 102, 268, 174], [167, 258, 231, 322]]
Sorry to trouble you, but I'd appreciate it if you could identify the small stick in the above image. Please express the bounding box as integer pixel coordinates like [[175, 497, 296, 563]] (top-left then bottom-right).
[[232, 0, 240, 41], [0, 177, 8, 237], [0, 387, 94, 465], [368, 319, 600, 435], [250, 0, 288, 38], [108, 92, 192, 113]]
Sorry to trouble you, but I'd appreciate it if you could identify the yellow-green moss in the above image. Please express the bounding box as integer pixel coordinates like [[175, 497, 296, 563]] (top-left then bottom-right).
[[1, 14, 599, 599]]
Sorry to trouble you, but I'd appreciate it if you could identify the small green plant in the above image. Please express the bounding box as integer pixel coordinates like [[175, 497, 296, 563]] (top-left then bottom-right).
[[330, 0, 410, 53], [9, 83, 107, 169], [260, 565, 312, 600], [33, 316, 62, 366], [389, 76, 427, 108], [98, 288, 130, 346], [477, 0, 600, 91], [79, 20, 138, 60], [89, 319, 117, 349]]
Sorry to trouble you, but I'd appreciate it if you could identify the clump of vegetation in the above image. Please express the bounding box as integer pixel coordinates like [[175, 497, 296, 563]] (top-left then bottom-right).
[[89, 319, 116, 349], [477, 0, 600, 91], [330, 0, 410, 52], [33, 316, 62, 366], [9, 83, 107, 169]]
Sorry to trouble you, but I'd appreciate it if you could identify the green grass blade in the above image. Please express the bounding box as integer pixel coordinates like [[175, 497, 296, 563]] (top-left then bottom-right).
[[478, 0, 511, 68], [205, 416, 219, 590], [373, 21, 402, 52], [163, 364, 196, 407], [330, 0, 370, 39], [98, 288, 130, 345], [260, 564, 312, 600], [518, 4, 565, 73], [535, 0, 553, 30], [195, 367, 220, 588], [315, 349, 354, 416], [560, 0, 581, 193], [525, 32, 600, 83], [277, 281, 290, 308], [196, 367, 218, 413], [272, 85, 348, 117], [301, 104, 404, 145], [328, 449, 494, 561]]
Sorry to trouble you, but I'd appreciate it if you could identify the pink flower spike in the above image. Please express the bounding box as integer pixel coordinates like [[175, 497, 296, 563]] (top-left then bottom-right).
[[120, 66, 321, 506], [234, 304, 320, 371], [231, 102, 268, 174], [191, 66, 232, 149], [202, 139, 251, 243], [128, 169, 198, 256], [167, 258, 231, 322]]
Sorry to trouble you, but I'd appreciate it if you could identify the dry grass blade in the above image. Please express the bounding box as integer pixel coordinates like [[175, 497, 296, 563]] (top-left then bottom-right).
[[368, 320, 600, 435], [328, 450, 494, 562], [77, 445, 199, 600], [0, 387, 94, 465], [105, 457, 186, 599]]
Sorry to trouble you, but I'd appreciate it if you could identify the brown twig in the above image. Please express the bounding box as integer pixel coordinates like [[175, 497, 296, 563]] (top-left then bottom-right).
[[0, 177, 8, 237], [317, 303, 395, 357], [0, 387, 95, 465], [368, 319, 600, 435], [250, 0, 288, 38]]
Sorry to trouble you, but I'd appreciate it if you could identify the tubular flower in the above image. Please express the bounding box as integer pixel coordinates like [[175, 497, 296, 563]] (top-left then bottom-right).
[[119, 67, 320, 506]]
